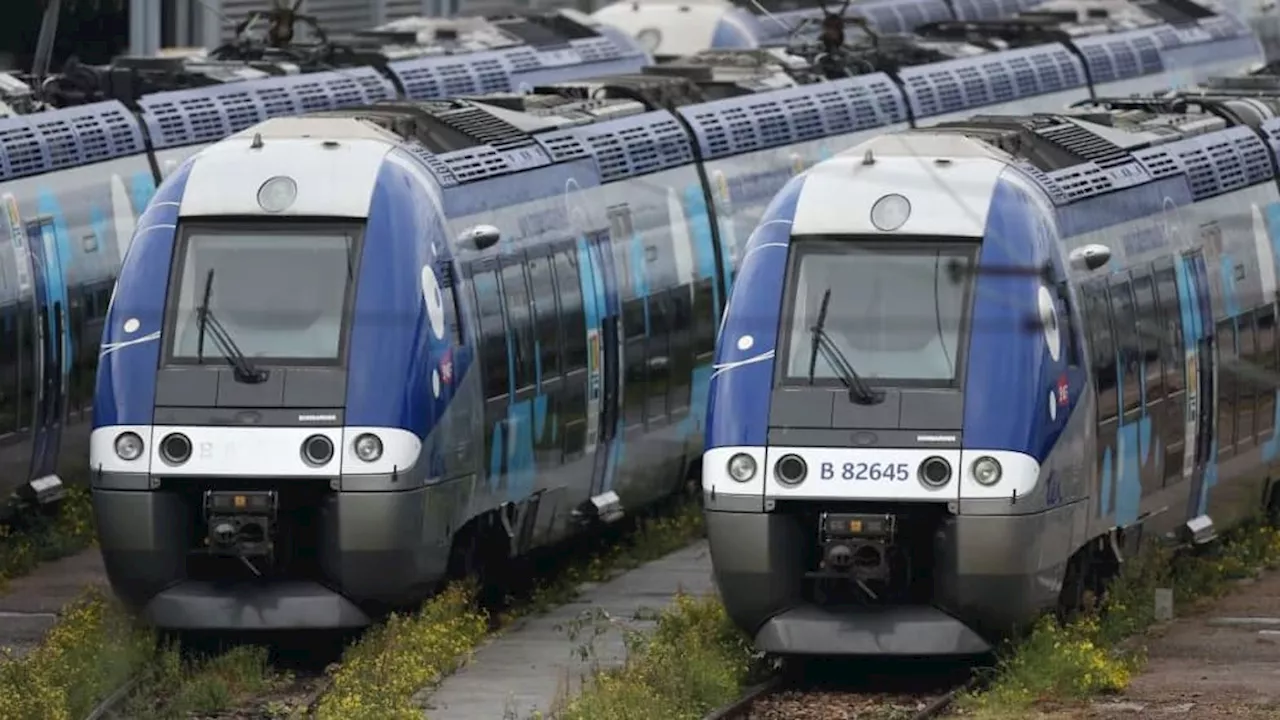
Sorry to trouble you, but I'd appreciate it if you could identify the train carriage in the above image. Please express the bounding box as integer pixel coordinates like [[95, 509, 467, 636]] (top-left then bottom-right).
[[86, 2, 1270, 629], [703, 85, 1280, 656]]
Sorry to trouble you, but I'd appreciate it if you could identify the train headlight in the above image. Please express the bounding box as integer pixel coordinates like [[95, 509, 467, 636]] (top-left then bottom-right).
[[159, 433, 192, 465], [114, 432, 144, 461], [302, 434, 335, 467], [726, 453, 757, 483], [257, 175, 297, 213], [972, 456, 1003, 486], [775, 454, 807, 486], [870, 193, 911, 232], [354, 433, 383, 463], [918, 456, 952, 488]]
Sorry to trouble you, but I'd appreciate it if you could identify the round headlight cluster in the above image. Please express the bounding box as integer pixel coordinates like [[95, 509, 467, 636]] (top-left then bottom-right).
[[302, 434, 335, 467], [972, 456, 1003, 486], [918, 456, 952, 488], [159, 433, 192, 465], [726, 453, 756, 483], [775, 454, 807, 486], [354, 433, 383, 463], [114, 432, 144, 461]]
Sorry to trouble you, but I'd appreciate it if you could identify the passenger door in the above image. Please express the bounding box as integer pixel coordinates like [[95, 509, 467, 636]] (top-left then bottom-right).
[[579, 230, 622, 504], [24, 215, 67, 484], [1180, 249, 1215, 521], [1153, 258, 1186, 488]]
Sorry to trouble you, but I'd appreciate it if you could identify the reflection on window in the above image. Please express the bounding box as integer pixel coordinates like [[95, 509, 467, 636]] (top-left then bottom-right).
[[782, 243, 975, 384], [170, 228, 356, 362]]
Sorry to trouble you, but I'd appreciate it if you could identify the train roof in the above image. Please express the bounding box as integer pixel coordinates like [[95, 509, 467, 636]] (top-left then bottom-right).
[[895, 86, 1280, 207], [267, 0, 1252, 186], [1, 8, 644, 113]]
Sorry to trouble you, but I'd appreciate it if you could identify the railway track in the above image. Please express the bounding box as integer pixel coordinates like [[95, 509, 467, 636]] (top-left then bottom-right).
[[83, 629, 351, 719], [705, 657, 985, 720]]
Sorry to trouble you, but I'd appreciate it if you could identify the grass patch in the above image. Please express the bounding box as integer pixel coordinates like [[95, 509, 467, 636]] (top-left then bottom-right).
[[0, 485, 98, 590], [550, 593, 760, 720], [109, 644, 294, 720], [314, 496, 708, 720], [0, 586, 154, 720], [955, 520, 1280, 718]]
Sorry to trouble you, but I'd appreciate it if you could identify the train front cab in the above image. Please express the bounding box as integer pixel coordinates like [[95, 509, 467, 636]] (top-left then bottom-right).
[[704, 135, 1088, 656], [89, 121, 463, 630]]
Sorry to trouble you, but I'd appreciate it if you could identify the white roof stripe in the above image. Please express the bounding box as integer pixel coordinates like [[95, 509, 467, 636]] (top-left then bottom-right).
[[180, 118, 395, 219], [792, 133, 1012, 238]]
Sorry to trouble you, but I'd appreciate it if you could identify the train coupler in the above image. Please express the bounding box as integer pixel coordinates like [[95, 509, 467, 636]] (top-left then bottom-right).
[[203, 490, 277, 577], [807, 512, 897, 600]]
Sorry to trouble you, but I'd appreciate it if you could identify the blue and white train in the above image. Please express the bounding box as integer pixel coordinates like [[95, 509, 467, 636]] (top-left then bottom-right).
[[703, 73, 1280, 656], [89, 6, 1266, 629], [0, 10, 653, 516]]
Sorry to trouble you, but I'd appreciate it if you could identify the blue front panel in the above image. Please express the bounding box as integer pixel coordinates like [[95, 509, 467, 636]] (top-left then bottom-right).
[[94, 161, 193, 428], [705, 174, 806, 450], [345, 158, 455, 440], [963, 175, 1080, 459]]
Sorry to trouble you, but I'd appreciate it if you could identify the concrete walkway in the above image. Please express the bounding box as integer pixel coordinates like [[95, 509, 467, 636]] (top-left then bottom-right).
[[0, 547, 106, 658], [419, 540, 717, 720]]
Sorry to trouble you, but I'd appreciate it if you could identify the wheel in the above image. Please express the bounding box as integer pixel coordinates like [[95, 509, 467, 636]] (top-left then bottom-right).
[[1057, 538, 1117, 622]]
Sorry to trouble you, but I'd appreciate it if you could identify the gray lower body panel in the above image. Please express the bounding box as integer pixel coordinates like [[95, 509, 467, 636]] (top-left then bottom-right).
[[93, 479, 451, 630], [143, 580, 371, 629], [707, 508, 1059, 654], [754, 604, 990, 656]]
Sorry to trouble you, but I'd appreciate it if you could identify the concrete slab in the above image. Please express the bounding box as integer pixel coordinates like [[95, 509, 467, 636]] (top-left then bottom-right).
[[0, 547, 106, 659], [419, 540, 716, 720]]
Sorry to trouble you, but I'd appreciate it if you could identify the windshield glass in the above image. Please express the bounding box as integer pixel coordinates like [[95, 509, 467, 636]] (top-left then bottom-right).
[[780, 238, 978, 386], [167, 224, 359, 363]]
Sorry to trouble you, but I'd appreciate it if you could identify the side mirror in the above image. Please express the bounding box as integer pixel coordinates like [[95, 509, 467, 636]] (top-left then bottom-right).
[[459, 224, 501, 252], [1068, 243, 1111, 272]]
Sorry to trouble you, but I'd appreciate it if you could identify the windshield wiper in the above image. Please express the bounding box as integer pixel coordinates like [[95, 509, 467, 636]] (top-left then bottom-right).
[[196, 269, 268, 384], [807, 288, 884, 405]]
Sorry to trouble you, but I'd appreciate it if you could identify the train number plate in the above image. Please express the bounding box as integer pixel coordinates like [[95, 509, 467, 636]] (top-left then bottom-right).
[[819, 461, 911, 482]]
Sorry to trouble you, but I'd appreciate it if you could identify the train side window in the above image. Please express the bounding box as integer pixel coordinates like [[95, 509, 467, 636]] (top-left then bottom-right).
[[1152, 261, 1184, 394], [623, 290, 648, 428], [1237, 310, 1258, 443], [692, 278, 716, 358], [1257, 303, 1276, 436], [470, 265, 509, 399], [1259, 303, 1278, 372], [1084, 281, 1118, 421], [1108, 277, 1142, 414], [1131, 270, 1165, 403], [667, 284, 694, 415], [0, 310, 17, 436], [1217, 317, 1238, 452], [526, 252, 561, 381], [622, 296, 646, 341], [500, 258, 536, 392], [553, 249, 588, 373], [67, 287, 90, 414], [646, 289, 672, 424]]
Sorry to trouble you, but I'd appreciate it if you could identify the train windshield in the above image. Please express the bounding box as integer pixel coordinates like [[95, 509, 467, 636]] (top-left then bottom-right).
[[165, 222, 362, 365], [778, 238, 979, 388]]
